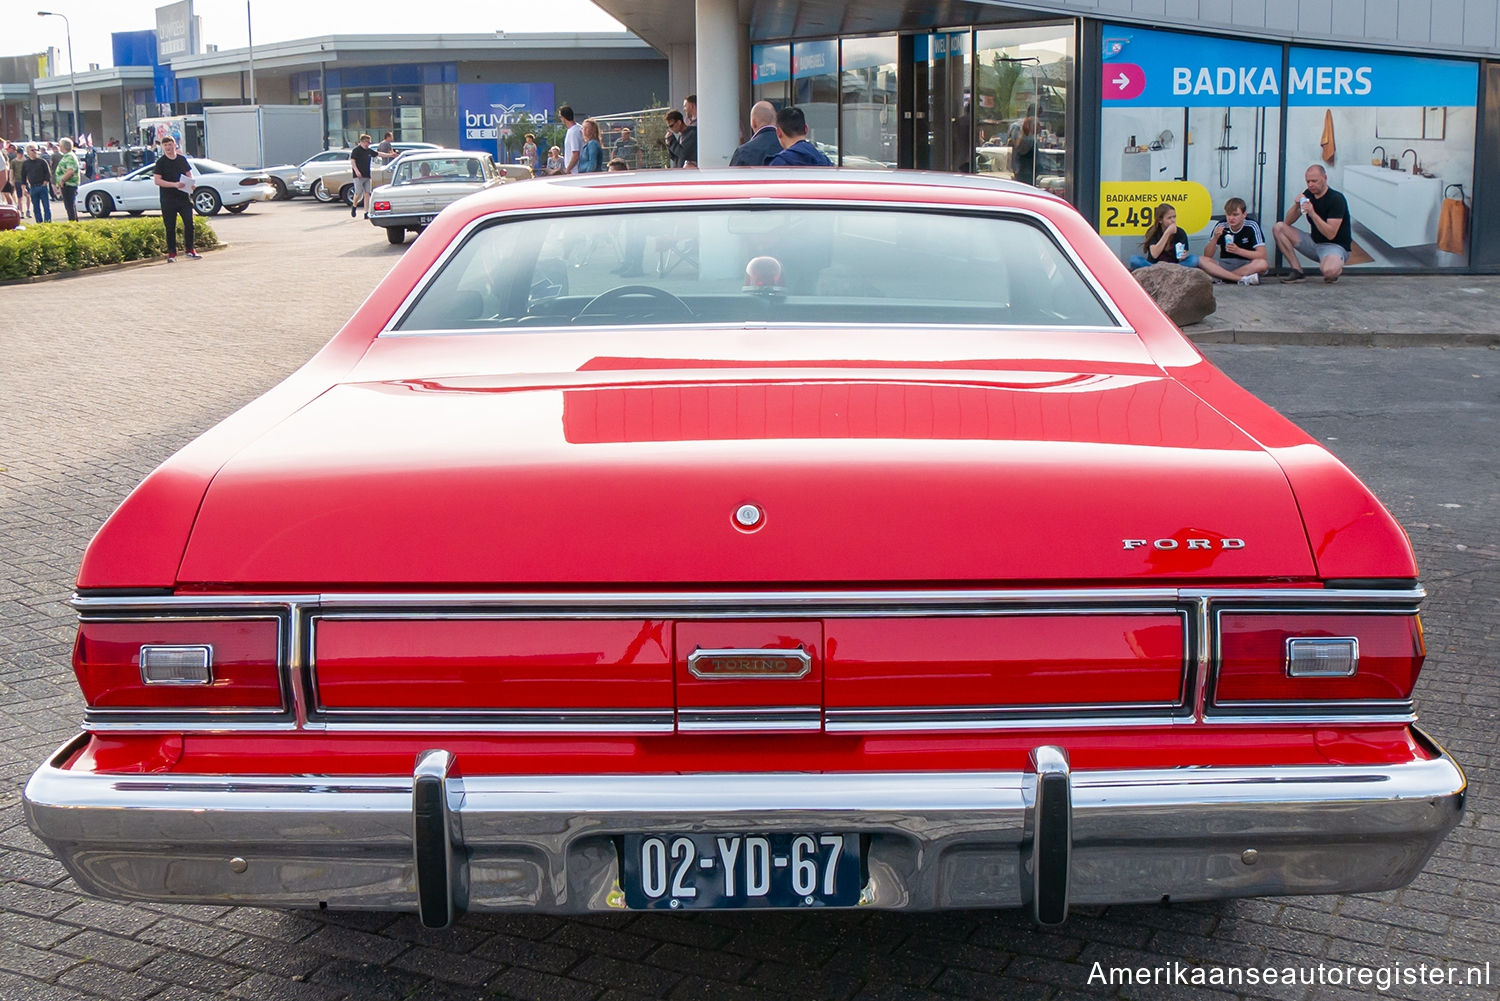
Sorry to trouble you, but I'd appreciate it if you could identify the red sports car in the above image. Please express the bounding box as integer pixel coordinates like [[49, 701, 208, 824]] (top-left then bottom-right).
[[24, 171, 1463, 928]]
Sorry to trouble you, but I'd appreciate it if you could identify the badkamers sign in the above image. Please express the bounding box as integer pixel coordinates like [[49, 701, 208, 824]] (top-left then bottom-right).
[[1103, 25, 1477, 107]]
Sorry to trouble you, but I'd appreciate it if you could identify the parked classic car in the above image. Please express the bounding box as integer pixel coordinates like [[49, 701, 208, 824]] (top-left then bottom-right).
[[369, 150, 507, 244], [314, 142, 444, 205], [24, 171, 1463, 930], [259, 163, 302, 200], [292, 148, 352, 199], [79, 157, 277, 217]]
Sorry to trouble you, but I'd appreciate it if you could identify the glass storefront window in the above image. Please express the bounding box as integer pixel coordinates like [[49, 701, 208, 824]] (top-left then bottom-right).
[[1281, 47, 1476, 269], [975, 25, 1074, 196], [1101, 26, 1282, 268], [752, 44, 790, 110], [840, 37, 897, 168], [914, 31, 971, 172], [793, 39, 838, 157]]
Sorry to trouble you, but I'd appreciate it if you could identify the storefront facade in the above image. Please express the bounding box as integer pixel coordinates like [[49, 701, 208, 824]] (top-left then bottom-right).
[[164, 35, 668, 154], [738, 18, 1492, 272], [597, 0, 1500, 274]]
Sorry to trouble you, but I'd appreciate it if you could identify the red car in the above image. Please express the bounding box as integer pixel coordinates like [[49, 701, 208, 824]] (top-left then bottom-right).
[[24, 171, 1463, 928]]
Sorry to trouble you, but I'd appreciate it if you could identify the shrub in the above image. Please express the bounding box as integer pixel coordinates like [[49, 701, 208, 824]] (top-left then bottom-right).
[[0, 217, 219, 280]]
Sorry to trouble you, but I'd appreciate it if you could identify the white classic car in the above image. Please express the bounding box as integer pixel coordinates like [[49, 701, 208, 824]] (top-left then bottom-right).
[[79, 158, 277, 217], [368, 150, 508, 244]]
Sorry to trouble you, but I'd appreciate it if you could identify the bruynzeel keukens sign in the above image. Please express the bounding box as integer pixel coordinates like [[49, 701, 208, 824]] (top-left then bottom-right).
[[456, 84, 556, 157]]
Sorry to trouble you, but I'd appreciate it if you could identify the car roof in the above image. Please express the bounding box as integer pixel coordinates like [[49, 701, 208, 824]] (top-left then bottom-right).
[[455, 168, 1058, 212], [397, 149, 488, 162]]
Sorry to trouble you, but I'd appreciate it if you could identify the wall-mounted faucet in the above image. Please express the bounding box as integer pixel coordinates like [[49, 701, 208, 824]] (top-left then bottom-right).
[[1401, 148, 1419, 174], [1371, 145, 1386, 166]]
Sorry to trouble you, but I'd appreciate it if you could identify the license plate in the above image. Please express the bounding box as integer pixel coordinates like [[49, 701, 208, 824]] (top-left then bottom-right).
[[622, 833, 860, 909], [419, 214, 435, 225]]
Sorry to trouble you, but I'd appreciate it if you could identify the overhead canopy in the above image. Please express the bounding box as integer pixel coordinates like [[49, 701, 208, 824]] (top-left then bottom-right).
[[590, 0, 1056, 49]]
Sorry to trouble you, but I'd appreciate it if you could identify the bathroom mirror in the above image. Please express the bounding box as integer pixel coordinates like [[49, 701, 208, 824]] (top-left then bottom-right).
[[1375, 107, 1423, 139]]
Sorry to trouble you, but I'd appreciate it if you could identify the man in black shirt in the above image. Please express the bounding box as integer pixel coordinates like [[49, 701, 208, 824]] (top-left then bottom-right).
[[153, 136, 199, 261], [1272, 164, 1351, 283], [19, 146, 53, 222], [349, 134, 376, 218]]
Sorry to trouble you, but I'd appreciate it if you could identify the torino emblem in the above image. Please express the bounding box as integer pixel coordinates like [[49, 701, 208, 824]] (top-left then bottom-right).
[[1122, 538, 1245, 551]]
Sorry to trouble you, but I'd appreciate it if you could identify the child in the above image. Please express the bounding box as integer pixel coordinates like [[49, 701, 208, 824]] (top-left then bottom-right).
[[1128, 203, 1197, 270], [1198, 197, 1268, 286]]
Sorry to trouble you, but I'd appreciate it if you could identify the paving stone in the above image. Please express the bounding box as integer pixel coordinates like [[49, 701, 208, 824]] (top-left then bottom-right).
[[487, 965, 600, 1001]]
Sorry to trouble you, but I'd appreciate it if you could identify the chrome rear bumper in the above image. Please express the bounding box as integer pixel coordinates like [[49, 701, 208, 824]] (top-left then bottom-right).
[[24, 735, 1464, 926]]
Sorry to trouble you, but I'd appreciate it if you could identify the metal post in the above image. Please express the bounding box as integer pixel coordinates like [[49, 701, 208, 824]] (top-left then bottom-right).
[[246, 1, 257, 104], [37, 11, 79, 140]]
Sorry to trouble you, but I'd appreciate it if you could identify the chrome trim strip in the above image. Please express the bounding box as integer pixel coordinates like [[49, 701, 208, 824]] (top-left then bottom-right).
[[686, 647, 812, 680], [1194, 708, 1416, 723], [308, 718, 676, 734], [72, 586, 1422, 614], [825, 713, 1183, 732], [74, 595, 322, 611], [376, 199, 1134, 335], [82, 719, 302, 733], [1206, 606, 1423, 720], [828, 702, 1182, 719], [1192, 595, 1211, 720], [676, 706, 823, 733], [68, 587, 1426, 731], [76, 613, 293, 721]]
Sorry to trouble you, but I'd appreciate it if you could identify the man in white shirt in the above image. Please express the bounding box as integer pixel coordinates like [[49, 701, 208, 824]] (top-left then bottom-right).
[[560, 106, 584, 174]]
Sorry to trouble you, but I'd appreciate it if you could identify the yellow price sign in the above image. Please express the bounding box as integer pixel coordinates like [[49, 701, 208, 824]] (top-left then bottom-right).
[[1098, 181, 1214, 236]]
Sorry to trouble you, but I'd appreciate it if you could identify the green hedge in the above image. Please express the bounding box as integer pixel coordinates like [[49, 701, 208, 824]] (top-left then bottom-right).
[[0, 217, 220, 281]]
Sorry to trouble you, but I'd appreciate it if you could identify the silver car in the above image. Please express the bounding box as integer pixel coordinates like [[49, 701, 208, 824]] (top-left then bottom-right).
[[368, 150, 507, 244]]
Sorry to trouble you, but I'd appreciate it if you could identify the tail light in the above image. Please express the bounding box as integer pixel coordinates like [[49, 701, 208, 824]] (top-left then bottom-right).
[[240, 177, 267, 186], [1214, 612, 1422, 705], [74, 618, 283, 710], [372, 200, 391, 212]]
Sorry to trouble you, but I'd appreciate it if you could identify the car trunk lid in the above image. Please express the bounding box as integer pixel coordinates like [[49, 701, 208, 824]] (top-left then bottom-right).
[[177, 366, 1314, 586]]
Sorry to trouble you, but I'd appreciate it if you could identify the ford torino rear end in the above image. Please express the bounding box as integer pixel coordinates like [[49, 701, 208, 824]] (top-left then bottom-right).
[[24, 172, 1463, 927]]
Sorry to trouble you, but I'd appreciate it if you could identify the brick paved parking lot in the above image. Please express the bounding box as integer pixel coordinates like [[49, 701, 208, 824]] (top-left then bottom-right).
[[1, 199, 1496, 1000]]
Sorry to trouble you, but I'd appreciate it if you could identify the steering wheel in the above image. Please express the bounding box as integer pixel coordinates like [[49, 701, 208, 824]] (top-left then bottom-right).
[[577, 285, 694, 321]]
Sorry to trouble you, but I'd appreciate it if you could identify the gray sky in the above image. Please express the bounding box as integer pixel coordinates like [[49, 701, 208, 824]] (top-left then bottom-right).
[[15, 1, 624, 76]]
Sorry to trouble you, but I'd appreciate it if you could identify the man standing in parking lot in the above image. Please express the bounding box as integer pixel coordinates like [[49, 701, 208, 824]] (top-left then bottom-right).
[[350, 134, 375, 218], [560, 106, 583, 174], [376, 131, 397, 163], [54, 138, 80, 221], [730, 101, 782, 166], [768, 106, 833, 166], [152, 136, 198, 261], [20, 146, 52, 222]]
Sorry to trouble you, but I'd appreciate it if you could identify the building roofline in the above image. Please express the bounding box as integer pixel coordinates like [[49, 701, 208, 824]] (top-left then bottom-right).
[[167, 31, 661, 74], [34, 66, 155, 92]]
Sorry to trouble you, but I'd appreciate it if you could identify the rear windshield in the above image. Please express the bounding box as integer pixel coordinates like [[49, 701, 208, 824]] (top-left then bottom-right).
[[394, 157, 488, 185], [391, 207, 1118, 332]]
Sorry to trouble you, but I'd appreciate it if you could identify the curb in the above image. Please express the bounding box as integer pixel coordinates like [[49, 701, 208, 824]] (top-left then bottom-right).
[[1184, 326, 1500, 347], [0, 242, 228, 286]]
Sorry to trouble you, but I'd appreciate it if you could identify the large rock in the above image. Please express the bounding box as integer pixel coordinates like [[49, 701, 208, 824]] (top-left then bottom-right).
[[1133, 263, 1216, 326]]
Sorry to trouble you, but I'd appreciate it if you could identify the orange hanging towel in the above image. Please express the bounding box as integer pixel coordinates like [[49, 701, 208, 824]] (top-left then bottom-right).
[[1320, 110, 1336, 163], [1437, 195, 1468, 255]]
